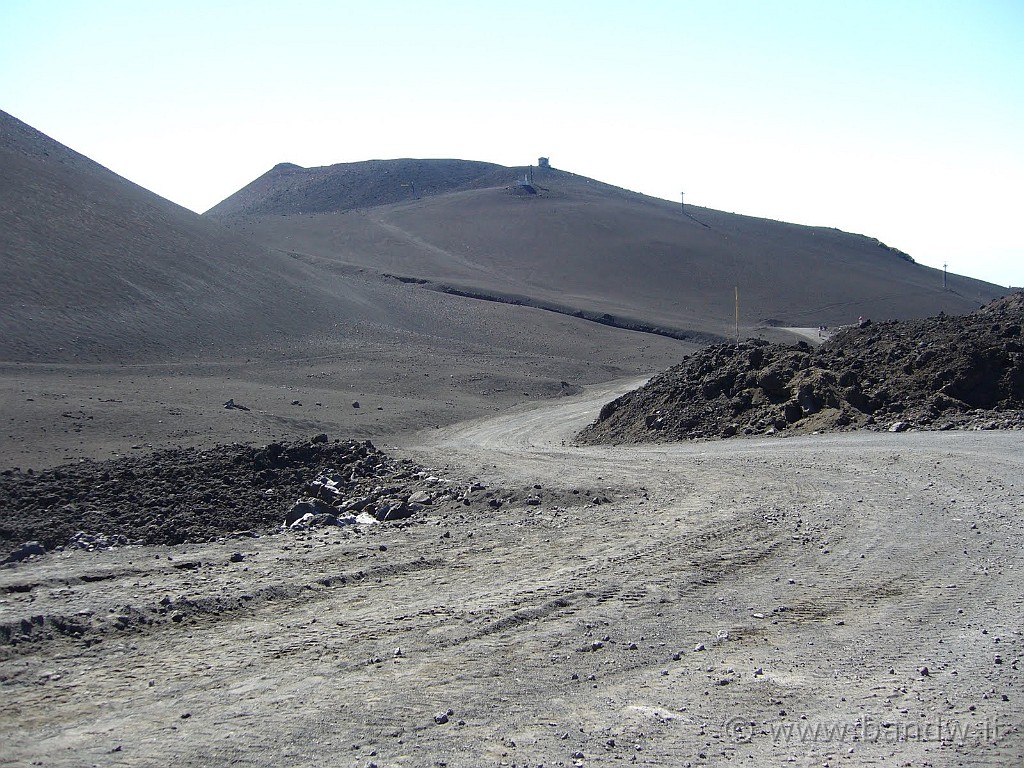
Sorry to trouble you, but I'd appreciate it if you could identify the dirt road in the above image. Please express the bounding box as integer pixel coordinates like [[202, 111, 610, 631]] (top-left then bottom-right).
[[2, 381, 1022, 767]]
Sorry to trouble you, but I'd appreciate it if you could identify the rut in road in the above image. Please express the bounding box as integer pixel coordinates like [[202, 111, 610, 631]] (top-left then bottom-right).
[[1, 381, 1022, 767]]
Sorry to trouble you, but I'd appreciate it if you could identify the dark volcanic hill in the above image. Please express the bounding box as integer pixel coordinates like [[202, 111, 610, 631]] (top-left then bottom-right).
[[0, 109, 395, 362], [207, 160, 1005, 342], [2, 111, 704, 467], [0, 110, 1015, 472], [4, 113, 640, 368], [577, 293, 1024, 444], [0, 112, 692, 371], [205, 158, 517, 219]]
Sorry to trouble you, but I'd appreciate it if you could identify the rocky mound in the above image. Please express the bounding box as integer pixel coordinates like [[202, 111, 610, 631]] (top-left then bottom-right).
[[578, 293, 1024, 444], [0, 437, 424, 550], [0, 436, 595, 558]]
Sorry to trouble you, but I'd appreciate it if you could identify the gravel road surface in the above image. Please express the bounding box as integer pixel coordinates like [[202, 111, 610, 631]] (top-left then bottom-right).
[[2, 381, 1021, 767]]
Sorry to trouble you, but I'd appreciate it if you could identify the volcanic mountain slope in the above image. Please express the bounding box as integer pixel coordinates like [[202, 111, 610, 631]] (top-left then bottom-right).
[[0, 109, 397, 363], [208, 160, 1004, 341], [0, 111, 681, 372], [577, 293, 1024, 445], [0, 111, 699, 468], [204, 158, 518, 219]]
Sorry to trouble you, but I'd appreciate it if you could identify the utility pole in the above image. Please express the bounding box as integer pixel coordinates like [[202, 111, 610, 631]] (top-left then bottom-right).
[[943, 262, 948, 290], [734, 286, 740, 343], [681, 191, 685, 213]]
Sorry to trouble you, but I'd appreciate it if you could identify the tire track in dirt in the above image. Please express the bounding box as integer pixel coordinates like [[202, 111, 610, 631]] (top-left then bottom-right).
[[2, 383, 1023, 767], [404, 383, 1024, 766]]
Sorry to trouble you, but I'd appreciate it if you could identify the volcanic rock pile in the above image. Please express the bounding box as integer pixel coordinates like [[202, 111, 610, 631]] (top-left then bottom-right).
[[1, 435, 593, 560], [0, 437, 421, 549], [579, 293, 1024, 444]]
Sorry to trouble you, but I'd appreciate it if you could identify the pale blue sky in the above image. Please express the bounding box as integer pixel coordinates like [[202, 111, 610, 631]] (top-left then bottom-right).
[[2, 1, 1022, 286]]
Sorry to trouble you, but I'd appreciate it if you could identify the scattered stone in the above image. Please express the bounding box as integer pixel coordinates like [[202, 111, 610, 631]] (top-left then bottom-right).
[[223, 399, 250, 411], [68, 531, 128, 550], [375, 500, 411, 522], [229, 552, 245, 563], [918, 666, 930, 677], [352, 401, 360, 409], [2, 540, 45, 564], [285, 498, 335, 527], [694, 643, 706, 652]]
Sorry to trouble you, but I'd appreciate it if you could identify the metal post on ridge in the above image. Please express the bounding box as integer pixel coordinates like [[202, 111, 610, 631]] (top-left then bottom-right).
[[735, 286, 740, 343]]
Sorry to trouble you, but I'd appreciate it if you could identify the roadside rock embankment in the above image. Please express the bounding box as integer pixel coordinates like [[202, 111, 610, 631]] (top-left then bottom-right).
[[579, 292, 1024, 443]]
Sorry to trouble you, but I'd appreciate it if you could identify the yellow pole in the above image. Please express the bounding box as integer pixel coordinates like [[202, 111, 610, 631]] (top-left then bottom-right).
[[734, 286, 739, 343]]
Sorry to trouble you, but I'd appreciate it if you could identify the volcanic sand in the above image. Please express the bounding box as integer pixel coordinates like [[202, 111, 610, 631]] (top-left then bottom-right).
[[1, 381, 1021, 767]]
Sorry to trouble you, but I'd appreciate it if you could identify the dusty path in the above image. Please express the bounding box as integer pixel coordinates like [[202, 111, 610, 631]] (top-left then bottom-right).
[[2, 382, 1022, 767]]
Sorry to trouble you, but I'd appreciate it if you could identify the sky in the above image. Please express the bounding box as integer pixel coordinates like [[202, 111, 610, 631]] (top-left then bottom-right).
[[2, 0, 1022, 287]]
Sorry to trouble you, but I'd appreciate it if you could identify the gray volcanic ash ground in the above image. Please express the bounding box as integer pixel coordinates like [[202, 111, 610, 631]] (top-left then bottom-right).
[[1, 109, 1022, 766]]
